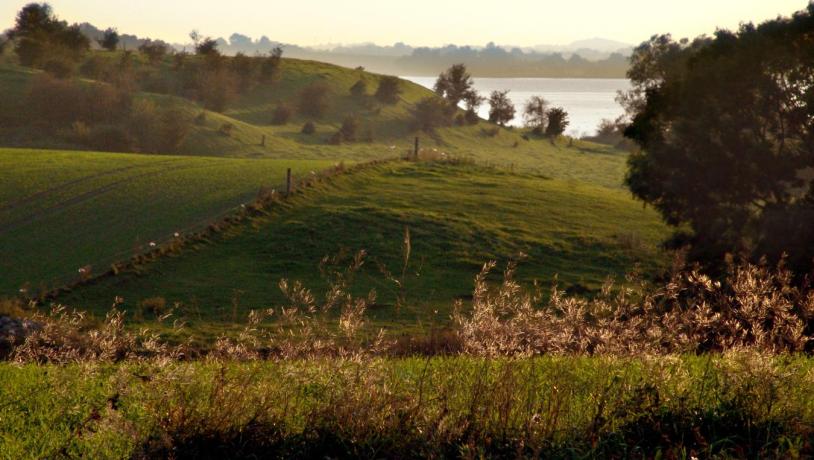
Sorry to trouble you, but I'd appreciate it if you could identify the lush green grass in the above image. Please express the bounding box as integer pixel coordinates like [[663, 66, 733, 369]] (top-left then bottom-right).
[[0, 148, 336, 296], [60, 160, 669, 330], [1, 354, 812, 459]]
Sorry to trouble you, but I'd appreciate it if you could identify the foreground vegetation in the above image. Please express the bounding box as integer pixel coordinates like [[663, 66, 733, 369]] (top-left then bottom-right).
[[2, 353, 813, 459]]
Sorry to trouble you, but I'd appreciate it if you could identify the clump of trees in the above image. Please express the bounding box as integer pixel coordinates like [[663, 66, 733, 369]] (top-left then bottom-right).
[[622, 5, 814, 275], [6, 3, 90, 75]]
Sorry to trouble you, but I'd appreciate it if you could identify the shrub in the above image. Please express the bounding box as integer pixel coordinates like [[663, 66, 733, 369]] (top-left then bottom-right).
[[339, 115, 359, 142], [219, 122, 234, 137], [545, 107, 569, 137], [350, 79, 367, 99], [199, 69, 236, 112], [327, 131, 343, 145], [464, 109, 480, 125], [298, 81, 331, 118], [194, 111, 207, 126], [79, 55, 111, 80], [412, 97, 453, 131], [301, 121, 316, 135], [271, 104, 292, 125], [375, 76, 401, 104]]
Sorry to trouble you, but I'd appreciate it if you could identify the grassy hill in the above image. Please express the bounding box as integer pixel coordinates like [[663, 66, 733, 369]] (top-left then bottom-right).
[[0, 148, 335, 296], [0, 58, 629, 188], [56, 160, 670, 332]]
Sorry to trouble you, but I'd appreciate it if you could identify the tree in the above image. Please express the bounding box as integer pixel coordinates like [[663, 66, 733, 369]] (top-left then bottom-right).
[[375, 76, 401, 104], [338, 115, 359, 141], [523, 96, 548, 134], [434, 63, 477, 107], [412, 96, 453, 131], [487, 90, 515, 126], [298, 81, 331, 117], [259, 46, 283, 83], [98, 27, 119, 51], [461, 91, 484, 124], [8, 3, 89, 67], [623, 7, 814, 274], [544, 107, 569, 137], [191, 30, 219, 56]]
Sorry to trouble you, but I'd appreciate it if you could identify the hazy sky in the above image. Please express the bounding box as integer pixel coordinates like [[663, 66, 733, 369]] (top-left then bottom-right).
[[1, 0, 808, 47]]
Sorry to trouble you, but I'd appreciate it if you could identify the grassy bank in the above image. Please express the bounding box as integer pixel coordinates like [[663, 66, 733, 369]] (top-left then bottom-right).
[[1, 354, 812, 459]]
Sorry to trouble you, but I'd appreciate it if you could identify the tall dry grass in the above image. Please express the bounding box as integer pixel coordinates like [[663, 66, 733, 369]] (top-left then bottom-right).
[[5, 256, 813, 364]]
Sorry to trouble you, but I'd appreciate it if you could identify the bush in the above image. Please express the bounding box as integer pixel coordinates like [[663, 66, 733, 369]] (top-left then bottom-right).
[[194, 111, 207, 126], [375, 76, 401, 104], [219, 123, 234, 137], [301, 121, 316, 135], [298, 82, 331, 118], [412, 97, 452, 132], [350, 79, 367, 99], [271, 104, 292, 125], [79, 55, 112, 80], [138, 41, 168, 65], [327, 131, 343, 145], [339, 115, 359, 142]]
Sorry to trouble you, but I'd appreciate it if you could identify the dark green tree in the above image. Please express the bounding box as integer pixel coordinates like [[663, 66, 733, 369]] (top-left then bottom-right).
[[487, 90, 515, 126], [98, 27, 119, 51], [623, 6, 814, 274]]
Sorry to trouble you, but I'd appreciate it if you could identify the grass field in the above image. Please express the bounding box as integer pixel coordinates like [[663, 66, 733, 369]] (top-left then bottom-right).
[[1, 354, 812, 459], [0, 148, 336, 296], [57, 160, 669, 331]]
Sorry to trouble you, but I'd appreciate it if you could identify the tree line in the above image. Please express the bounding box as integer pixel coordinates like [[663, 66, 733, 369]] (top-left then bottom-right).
[[413, 63, 570, 136]]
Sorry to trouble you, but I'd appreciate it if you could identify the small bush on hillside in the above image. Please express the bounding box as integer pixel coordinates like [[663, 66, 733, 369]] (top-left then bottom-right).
[[301, 121, 316, 135], [350, 79, 367, 99], [298, 81, 331, 118], [375, 75, 401, 104], [328, 130, 343, 145], [545, 107, 569, 137], [79, 55, 112, 80], [194, 111, 207, 126], [339, 115, 359, 142], [412, 97, 453, 132], [219, 122, 234, 137], [271, 104, 292, 125], [199, 69, 237, 112]]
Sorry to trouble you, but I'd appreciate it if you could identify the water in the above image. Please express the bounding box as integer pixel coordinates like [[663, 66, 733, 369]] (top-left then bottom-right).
[[402, 76, 630, 137]]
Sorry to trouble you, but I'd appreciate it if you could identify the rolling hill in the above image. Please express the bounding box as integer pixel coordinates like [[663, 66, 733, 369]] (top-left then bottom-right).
[[0, 148, 335, 296], [0, 58, 628, 187], [53, 160, 670, 331]]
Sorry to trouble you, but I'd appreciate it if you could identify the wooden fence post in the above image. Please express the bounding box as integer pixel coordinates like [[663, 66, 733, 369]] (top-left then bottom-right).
[[261, 134, 266, 147], [414, 136, 419, 160], [286, 168, 292, 196]]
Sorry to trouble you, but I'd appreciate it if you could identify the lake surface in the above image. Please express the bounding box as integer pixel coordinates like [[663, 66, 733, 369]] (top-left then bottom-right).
[[402, 76, 630, 136]]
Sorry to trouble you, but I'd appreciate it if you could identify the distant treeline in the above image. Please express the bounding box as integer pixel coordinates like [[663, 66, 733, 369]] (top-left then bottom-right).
[[62, 25, 633, 77]]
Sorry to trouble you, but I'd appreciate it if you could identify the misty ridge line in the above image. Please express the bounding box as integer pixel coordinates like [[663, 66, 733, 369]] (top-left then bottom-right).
[[69, 23, 633, 78]]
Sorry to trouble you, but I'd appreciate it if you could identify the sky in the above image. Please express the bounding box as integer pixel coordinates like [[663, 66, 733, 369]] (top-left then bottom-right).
[[1, 0, 808, 47]]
